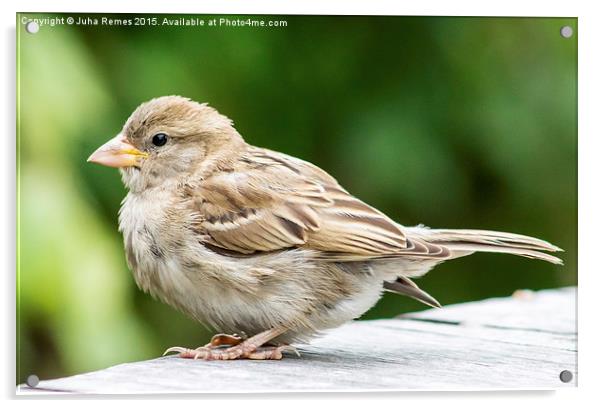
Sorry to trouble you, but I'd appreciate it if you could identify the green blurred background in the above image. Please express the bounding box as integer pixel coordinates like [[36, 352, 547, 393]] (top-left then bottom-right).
[[17, 14, 577, 383]]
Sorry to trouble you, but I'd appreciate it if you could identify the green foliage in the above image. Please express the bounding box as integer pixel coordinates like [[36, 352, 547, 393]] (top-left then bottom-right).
[[17, 14, 577, 382]]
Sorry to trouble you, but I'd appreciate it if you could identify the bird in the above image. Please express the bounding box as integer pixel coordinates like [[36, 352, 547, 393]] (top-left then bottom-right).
[[88, 95, 562, 360]]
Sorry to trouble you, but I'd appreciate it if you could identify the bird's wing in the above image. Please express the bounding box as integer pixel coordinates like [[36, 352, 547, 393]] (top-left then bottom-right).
[[188, 148, 447, 259]]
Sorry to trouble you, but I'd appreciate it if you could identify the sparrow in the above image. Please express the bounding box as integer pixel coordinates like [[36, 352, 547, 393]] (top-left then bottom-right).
[[88, 95, 562, 360]]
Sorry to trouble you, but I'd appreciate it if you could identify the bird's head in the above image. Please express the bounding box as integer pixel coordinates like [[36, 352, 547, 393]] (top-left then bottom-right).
[[88, 96, 244, 191]]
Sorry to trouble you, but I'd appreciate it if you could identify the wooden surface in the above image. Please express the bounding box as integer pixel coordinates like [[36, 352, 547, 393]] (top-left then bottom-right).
[[18, 287, 576, 394]]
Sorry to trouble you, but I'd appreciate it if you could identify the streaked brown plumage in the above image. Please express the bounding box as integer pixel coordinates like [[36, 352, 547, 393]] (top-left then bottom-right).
[[88, 95, 562, 360]]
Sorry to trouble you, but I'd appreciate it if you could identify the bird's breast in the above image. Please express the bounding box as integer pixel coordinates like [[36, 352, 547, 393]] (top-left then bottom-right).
[[117, 189, 249, 326], [118, 191, 191, 296]]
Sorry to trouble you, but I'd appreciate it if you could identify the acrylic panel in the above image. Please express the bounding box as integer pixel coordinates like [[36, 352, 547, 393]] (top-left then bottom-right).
[[16, 13, 577, 393]]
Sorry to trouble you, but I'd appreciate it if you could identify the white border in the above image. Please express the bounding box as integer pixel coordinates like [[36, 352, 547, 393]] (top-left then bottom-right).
[[3, 0, 600, 406]]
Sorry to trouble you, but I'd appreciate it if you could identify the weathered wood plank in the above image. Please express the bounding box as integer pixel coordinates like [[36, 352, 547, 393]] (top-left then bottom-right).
[[18, 287, 576, 393], [401, 286, 576, 333]]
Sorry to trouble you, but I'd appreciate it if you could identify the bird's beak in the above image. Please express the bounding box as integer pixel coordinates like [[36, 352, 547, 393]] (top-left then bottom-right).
[[87, 133, 148, 168]]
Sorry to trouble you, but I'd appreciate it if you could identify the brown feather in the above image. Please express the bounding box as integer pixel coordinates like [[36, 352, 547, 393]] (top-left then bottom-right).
[[190, 147, 418, 258], [384, 277, 442, 308]]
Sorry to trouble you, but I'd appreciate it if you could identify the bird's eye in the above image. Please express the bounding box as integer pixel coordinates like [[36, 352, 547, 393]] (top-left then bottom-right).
[[152, 133, 168, 147]]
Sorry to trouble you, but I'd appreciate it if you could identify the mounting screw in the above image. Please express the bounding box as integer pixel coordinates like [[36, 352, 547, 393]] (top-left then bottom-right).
[[25, 21, 39, 34], [26, 374, 39, 388], [559, 370, 573, 383], [560, 26, 573, 38]]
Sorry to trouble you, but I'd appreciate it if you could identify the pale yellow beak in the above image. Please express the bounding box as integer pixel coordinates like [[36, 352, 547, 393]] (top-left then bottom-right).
[[87, 133, 148, 168]]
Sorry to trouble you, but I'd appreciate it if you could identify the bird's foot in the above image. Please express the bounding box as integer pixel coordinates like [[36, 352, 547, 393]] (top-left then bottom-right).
[[246, 345, 299, 360], [163, 343, 299, 361], [163, 327, 294, 360]]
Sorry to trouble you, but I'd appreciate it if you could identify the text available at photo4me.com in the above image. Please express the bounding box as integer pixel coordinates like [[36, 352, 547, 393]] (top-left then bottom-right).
[[20, 15, 289, 29]]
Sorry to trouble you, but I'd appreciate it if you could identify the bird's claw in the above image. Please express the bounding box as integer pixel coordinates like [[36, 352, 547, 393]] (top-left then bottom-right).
[[281, 345, 301, 357], [204, 333, 244, 348], [162, 346, 188, 356]]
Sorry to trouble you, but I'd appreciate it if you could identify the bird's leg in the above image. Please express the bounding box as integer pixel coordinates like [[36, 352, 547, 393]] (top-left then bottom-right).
[[163, 327, 297, 360]]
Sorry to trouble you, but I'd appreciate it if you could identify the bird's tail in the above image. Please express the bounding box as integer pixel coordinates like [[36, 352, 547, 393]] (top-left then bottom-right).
[[405, 226, 563, 265], [385, 226, 562, 309]]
